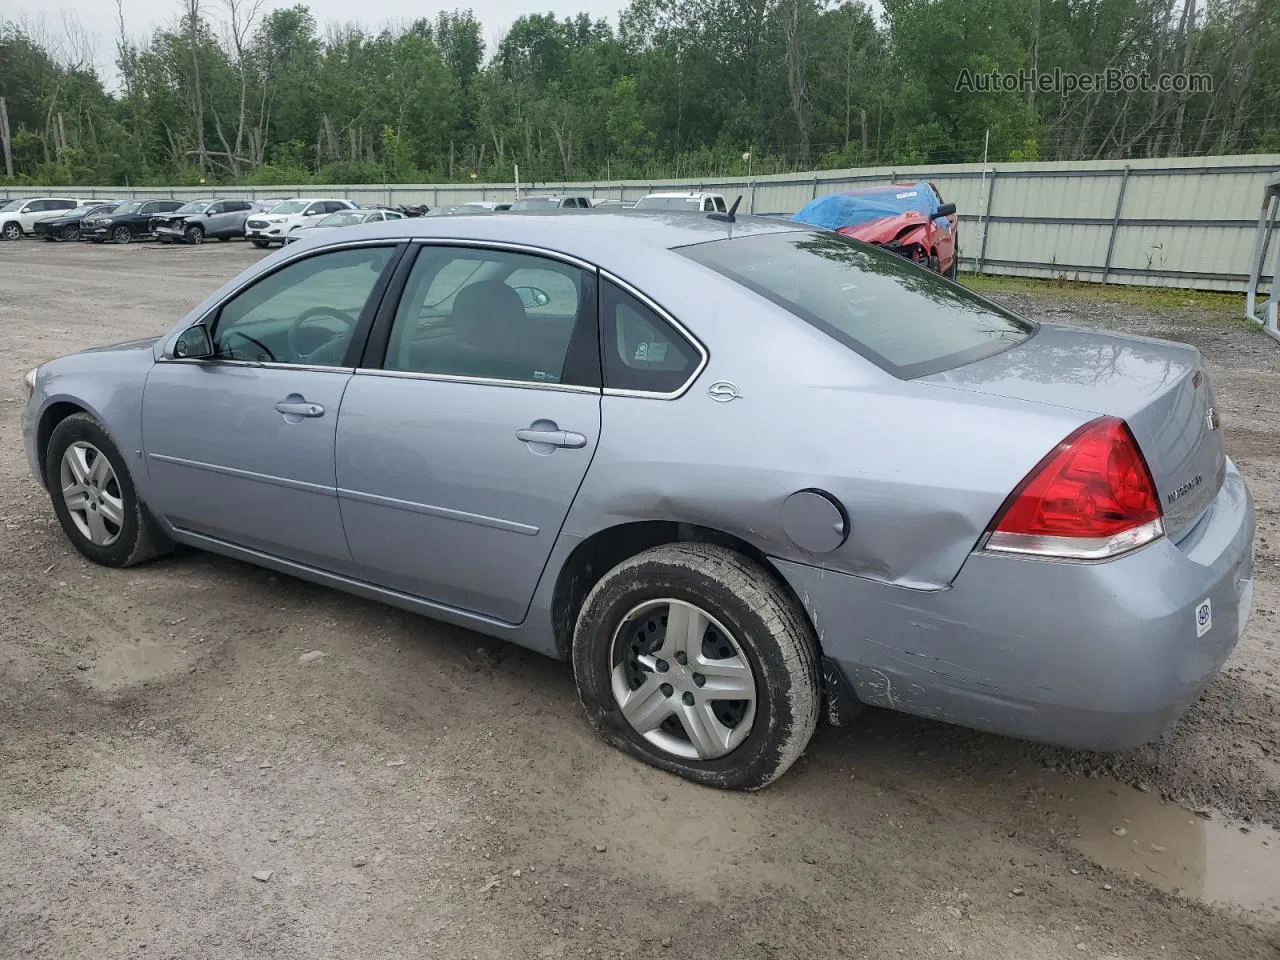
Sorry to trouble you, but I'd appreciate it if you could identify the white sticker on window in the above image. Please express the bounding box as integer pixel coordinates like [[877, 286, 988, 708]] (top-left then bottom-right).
[[1195, 598, 1212, 638], [634, 341, 668, 363]]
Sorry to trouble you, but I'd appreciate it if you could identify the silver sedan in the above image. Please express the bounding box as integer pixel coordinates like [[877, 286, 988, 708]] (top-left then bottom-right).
[[21, 211, 1256, 789]]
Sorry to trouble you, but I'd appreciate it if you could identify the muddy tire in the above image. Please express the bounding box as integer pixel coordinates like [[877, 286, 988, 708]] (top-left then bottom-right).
[[45, 413, 170, 568], [572, 542, 820, 790]]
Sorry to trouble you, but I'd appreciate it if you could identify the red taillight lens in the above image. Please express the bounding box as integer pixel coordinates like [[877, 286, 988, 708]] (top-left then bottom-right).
[[985, 417, 1164, 560]]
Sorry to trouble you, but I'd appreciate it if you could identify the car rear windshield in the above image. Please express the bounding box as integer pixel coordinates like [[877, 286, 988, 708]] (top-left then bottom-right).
[[678, 231, 1034, 379]]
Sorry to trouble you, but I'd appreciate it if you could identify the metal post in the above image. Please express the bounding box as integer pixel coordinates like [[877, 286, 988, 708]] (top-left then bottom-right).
[[1245, 190, 1276, 320], [1101, 165, 1130, 284], [976, 169, 998, 274], [812, 175, 819, 199]]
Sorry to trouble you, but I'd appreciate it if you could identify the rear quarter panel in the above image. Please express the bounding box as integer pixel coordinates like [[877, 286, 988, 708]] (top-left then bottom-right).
[[565, 257, 1089, 589]]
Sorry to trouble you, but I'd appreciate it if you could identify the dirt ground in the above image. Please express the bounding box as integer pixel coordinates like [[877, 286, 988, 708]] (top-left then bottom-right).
[[1, 240, 1278, 960]]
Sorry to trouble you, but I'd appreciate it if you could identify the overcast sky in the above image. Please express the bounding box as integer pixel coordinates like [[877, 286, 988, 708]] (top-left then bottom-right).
[[8, 0, 627, 87]]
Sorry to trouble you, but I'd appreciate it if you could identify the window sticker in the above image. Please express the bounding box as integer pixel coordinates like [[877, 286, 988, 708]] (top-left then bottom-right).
[[634, 341, 668, 364]]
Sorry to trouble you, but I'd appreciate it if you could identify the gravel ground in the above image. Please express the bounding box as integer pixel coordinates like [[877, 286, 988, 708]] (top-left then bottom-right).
[[1, 241, 1278, 959]]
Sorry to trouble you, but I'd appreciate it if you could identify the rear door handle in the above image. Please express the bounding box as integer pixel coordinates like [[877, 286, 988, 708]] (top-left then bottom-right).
[[274, 400, 325, 418], [515, 427, 588, 449]]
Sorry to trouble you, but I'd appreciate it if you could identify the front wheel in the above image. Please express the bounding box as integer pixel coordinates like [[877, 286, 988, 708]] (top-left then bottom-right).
[[62, 225, 79, 241], [946, 250, 959, 280], [45, 413, 170, 568], [572, 542, 820, 790], [251, 238, 269, 248], [113, 225, 133, 244], [185, 224, 204, 244], [2, 221, 22, 241]]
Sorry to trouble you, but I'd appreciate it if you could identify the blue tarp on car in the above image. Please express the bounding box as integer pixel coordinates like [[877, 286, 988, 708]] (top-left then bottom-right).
[[792, 181, 939, 230]]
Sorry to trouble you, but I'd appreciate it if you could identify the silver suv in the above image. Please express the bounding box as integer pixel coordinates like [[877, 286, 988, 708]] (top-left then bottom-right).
[[152, 199, 264, 245]]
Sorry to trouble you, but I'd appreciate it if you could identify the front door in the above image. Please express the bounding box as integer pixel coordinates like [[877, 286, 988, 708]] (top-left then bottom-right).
[[142, 244, 400, 569], [335, 243, 602, 623]]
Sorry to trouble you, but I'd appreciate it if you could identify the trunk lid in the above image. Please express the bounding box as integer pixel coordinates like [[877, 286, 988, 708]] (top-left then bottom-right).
[[922, 323, 1225, 540]]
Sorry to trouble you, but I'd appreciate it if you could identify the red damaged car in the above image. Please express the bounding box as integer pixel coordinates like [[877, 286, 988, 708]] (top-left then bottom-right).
[[792, 180, 959, 278]]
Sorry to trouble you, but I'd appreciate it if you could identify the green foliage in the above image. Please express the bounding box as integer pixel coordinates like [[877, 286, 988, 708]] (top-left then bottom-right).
[[1, 0, 1277, 187]]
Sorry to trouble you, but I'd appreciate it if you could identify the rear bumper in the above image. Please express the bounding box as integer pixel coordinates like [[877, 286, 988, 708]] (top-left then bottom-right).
[[773, 458, 1255, 750]]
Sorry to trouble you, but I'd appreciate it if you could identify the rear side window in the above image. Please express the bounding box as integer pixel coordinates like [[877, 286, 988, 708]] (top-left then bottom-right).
[[679, 231, 1033, 379], [601, 280, 700, 395]]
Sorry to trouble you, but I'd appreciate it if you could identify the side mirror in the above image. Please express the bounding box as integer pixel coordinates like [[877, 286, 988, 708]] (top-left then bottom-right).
[[173, 323, 214, 360], [932, 202, 957, 219]]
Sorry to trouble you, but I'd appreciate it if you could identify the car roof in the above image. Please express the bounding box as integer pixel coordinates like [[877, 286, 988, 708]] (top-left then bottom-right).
[[642, 192, 720, 198], [299, 209, 808, 266]]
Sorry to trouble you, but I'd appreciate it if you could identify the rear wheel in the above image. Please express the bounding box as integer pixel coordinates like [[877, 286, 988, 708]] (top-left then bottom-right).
[[113, 225, 133, 244], [45, 413, 170, 568], [2, 221, 22, 241], [185, 224, 205, 244], [572, 542, 820, 790]]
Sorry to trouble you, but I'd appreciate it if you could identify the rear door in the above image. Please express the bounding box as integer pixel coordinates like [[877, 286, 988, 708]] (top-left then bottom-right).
[[334, 242, 602, 623]]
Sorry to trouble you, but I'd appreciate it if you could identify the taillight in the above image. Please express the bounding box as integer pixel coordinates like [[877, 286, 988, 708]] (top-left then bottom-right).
[[984, 416, 1164, 560]]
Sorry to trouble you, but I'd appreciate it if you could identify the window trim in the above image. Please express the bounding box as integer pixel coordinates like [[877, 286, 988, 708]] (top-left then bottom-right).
[[356, 238, 602, 393], [158, 239, 407, 368], [598, 270, 709, 401]]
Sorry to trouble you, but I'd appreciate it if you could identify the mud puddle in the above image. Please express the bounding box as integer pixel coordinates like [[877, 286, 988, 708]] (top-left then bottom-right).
[[1031, 772, 1280, 916]]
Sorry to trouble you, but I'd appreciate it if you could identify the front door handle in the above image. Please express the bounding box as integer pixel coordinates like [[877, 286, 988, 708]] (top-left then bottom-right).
[[274, 400, 325, 418], [515, 427, 588, 449]]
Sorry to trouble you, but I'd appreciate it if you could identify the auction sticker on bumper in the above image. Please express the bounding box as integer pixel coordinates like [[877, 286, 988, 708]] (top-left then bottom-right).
[[1196, 598, 1212, 638]]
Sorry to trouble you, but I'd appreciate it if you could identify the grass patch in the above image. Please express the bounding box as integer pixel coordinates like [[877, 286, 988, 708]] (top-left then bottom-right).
[[960, 272, 1243, 315]]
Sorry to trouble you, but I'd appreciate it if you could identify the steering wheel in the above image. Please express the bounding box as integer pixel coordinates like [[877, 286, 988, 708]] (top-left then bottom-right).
[[287, 305, 356, 363]]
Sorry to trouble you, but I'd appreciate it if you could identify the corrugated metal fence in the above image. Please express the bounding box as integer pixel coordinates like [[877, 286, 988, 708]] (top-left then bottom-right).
[[7, 154, 1278, 291]]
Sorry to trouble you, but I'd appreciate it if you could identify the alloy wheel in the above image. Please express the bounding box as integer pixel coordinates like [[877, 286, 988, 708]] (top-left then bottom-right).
[[610, 598, 757, 760], [2, 222, 21, 240], [114, 226, 132, 244], [59, 441, 124, 547]]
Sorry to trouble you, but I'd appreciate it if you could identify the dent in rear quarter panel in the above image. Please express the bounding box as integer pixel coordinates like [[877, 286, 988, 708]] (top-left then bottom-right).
[[565, 373, 1089, 591]]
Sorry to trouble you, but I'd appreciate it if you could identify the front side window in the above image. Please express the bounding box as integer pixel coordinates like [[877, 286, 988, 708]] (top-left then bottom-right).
[[601, 281, 700, 394], [212, 246, 395, 366], [679, 231, 1033, 379], [383, 246, 597, 387]]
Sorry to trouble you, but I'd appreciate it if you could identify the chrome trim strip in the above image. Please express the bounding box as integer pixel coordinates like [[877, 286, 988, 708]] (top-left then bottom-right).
[[154, 357, 355, 374], [336, 487, 539, 536], [148, 452, 336, 496], [408, 236, 596, 272], [352, 367, 598, 394], [598, 268, 709, 400]]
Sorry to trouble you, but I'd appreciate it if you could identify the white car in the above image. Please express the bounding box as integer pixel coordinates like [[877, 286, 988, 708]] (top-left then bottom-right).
[[284, 207, 406, 243], [634, 192, 728, 213], [244, 198, 357, 247], [0, 197, 82, 240]]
